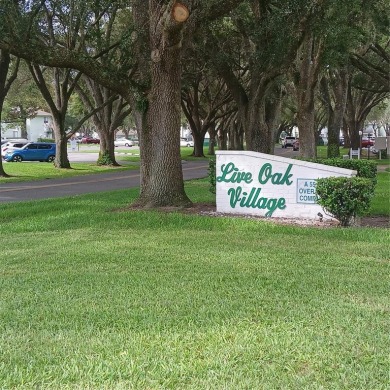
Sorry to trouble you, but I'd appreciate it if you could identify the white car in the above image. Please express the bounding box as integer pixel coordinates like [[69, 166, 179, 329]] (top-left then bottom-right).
[[1, 141, 29, 155], [281, 136, 296, 148], [180, 138, 194, 147], [114, 138, 134, 147]]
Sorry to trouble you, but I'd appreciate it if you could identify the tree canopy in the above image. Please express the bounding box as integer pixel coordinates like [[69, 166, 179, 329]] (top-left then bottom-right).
[[0, 0, 388, 201]]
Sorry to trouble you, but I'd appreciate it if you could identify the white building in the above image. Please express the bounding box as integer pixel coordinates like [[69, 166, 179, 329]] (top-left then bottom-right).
[[1, 122, 23, 140], [26, 110, 53, 141], [1, 110, 53, 141]]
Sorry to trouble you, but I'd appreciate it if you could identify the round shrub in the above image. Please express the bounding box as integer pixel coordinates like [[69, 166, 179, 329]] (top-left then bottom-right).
[[316, 176, 375, 227]]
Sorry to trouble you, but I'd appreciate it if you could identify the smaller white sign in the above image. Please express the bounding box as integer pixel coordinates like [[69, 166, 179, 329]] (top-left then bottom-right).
[[296, 179, 317, 204]]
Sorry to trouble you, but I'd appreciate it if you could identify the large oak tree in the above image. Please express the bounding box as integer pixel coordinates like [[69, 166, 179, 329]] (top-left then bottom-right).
[[0, 0, 244, 207]]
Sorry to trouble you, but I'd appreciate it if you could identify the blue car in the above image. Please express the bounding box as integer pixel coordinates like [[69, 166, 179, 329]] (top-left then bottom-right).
[[3, 142, 56, 162]]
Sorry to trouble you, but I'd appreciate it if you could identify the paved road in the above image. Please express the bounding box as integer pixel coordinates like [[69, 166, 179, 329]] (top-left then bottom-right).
[[0, 161, 209, 203], [0, 146, 296, 204]]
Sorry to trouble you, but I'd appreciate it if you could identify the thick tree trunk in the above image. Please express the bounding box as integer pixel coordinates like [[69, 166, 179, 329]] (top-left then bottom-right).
[[296, 96, 317, 158], [237, 76, 273, 153], [184, 111, 205, 157], [344, 116, 364, 149], [228, 121, 244, 150], [343, 76, 385, 149], [135, 6, 191, 207], [265, 87, 283, 154], [245, 100, 272, 153], [217, 116, 232, 150], [98, 130, 119, 166], [52, 116, 71, 169], [193, 134, 205, 157], [295, 32, 323, 158], [328, 72, 348, 158], [0, 49, 10, 177], [208, 123, 217, 155]]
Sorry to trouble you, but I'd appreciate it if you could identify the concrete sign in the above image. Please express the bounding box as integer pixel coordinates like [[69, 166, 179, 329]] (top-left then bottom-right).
[[216, 151, 356, 220]]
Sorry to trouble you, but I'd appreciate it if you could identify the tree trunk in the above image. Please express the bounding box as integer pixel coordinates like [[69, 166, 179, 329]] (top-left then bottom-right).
[[228, 120, 244, 150], [208, 123, 217, 155], [295, 32, 323, 158], [135, 3, 191, 208], [325, 69, 348, 158], [217, 116, 232, 151], [77, 77, 130, 166], [245, 98, 272, 153], [0, 50, 11, 177], [193, 134, 205, 157], [265, 86, 283, 154], [216, 59, 273, 153], [344, 85, 364, 149], [29, 65, 72, 168], [51, 114, 71, 169], [296, 95, 317, 158], [98, 130, 118, 166]]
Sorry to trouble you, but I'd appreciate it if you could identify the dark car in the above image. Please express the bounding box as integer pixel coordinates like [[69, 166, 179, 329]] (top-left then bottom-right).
[[361, 137, 374, 148], [3, 142, 56, 162], [81, 136, 100, 144], [292, 139, 299, 151]]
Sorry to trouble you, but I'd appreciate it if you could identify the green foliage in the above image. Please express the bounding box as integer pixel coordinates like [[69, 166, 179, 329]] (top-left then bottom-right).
[[37, 138, 55, 143], [208, 156, 216, 194], [135, 93, 148, 114], [316, 176, 375, 226], [97, 152, 114, 166], [302, 158, 377, 182]]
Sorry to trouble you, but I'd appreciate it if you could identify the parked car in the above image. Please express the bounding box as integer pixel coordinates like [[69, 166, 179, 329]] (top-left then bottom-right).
[[281, 136, 296, 148], [292, 139, 300, 151], [180, 138, 194, 147], [361, 137, 375, 148], [81, 136, 100, 144], [114, 138, 134, 147], [3, 142, 56, 162], [130, 138, 139, 146], [1, 141, 29, 155]]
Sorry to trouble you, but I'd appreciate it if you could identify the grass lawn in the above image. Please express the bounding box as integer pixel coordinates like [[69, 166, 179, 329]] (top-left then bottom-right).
[[370, 172, 390, 215], [0, 162, 136, 183], [0, 176, 389, 389]]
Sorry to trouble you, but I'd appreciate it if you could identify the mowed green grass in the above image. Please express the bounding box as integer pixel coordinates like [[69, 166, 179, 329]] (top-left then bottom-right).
[[0, 178, 389, 389], [371, 172, 390, 215], [0, 162, 135, 182]]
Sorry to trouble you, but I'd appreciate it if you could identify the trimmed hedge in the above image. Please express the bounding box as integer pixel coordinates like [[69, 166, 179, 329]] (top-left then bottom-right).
[[37, 138, 55, 143], [301, 158, 377, 182]]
